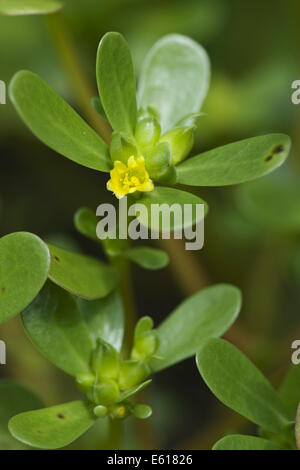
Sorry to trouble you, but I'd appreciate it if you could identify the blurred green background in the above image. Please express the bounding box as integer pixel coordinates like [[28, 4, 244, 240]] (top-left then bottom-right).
[[0, 0, 300, 449]]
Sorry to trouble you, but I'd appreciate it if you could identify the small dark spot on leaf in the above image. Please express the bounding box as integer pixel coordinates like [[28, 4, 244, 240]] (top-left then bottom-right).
[[265, 155, 273, 162], [273, 145, 284, 154], [53, 256, 60, 262], [37, 430, 42, 434], [57, 413, 65, 419], [1, 287, 5, 293]]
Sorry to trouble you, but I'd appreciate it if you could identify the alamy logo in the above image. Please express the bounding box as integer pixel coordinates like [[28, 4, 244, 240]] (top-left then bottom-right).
[[96, 197, 205, 250], [0, 340, 6, 365], [291, 340, 300, 365], [0, 80, 6, 104]]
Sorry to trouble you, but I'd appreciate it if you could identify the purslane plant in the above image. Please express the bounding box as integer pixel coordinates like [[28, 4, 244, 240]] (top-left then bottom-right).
[[196, 338, 300, 450], [0, 31, 292, 449], [6, 283, 241, 449], [8, 32, 290, 232]]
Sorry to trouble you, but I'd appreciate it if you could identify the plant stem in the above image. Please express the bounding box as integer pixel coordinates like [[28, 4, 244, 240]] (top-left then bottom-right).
[[105, 419, 123, 450], [45, 12, 112, 144], [111, 254, 137, 356]]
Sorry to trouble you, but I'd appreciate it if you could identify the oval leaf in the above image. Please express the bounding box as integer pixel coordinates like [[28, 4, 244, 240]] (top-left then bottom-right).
[[47, 243, 118, 300], [97, 32, 137, 137], [22, 282, 94, 376], [236, 177, 300, 234], [0, 380, 43, 450], [9, 71, 111, 172], [138, 34, 210, 133], [74, 207, 99, 242], [177, 134, 291, 186], [0, 0, 63, 15], [0, 232, 50, 324], [151, 284, 241, 372], [9, 401, 96, 449], [124, 247, 169, 270], [280, 365, 300, 419], [196, 338, 290, 433], [136, 186, 208, 232], [213, 434, 284, 450], [76, 291, 124, 353], [295, 403, 300, 449]]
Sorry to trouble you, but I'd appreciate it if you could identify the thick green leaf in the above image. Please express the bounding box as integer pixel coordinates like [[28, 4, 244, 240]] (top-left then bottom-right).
[[151, 284, 241, 372], [213, 434, 284, 450], [0, 380, 43, 450], [279, 365, 300, 419], [177, 134, 291, 186], [97, 32, 137, 137], [9, 401, 96, 449], [9, 71, 111, 172], [47, 243, 118, 300], [0, 232, 50, 324], [76, 291, 124, 353], [74, 207, 99, 242], [22, 282, 94, 376], [91, 97, 107, 119], [138, 34, 210, 133], [196, 338, 290, 433], [236, 177, 300, 233], [295, 404, 300, 449], [0, 0, 63, 15], [124, 247, 169, 270], [136, 186, 208, 232]]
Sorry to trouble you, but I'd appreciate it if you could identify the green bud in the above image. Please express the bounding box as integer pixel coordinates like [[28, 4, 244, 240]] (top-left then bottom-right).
[[93, 405, 108, 418], [138, 105, 160, 122], [145, 142, 177, 184], [93, 379, 120, 406], [134, 316, 154, 339], [92, 339, 120, 380], [135, 117, 161, 154], [109, 131, 137, 164], [160, 126, 195, 165], [109, 403, 129, 419], [75, 372, 95, 393], [132, 404, 152, 419], [131, 331, 158, 361], [118, 360, 150, 390]]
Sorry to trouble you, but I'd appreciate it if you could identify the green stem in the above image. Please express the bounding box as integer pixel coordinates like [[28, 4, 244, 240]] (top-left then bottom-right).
[[110, 254, 136, 357], [45, 12, 112, 144], [105, 419, 123, 450]]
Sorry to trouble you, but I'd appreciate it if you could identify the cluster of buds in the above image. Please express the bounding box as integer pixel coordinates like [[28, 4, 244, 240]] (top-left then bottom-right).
[[107, 107, 195, 199], [75, 316, 159, 420]]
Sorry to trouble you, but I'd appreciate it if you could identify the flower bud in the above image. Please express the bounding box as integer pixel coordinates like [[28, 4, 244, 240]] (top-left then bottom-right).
[[131, 317, 158, 361], [134, 316, 154, 337], [159, 126, 195, 165], [109, 131, 137, 164], [75, 372, 95, 393], [135, 117, 161, 154], [118, 360, 150, 390], [131, 331, 158, 361], [138, 105, 160, 122], [109, 403, 128, 419], [132, 404, 152, 419], [92, 339, 119, 380], [93, 379, 120, 406], [145, 142, 177, 184], [93, 405, 108, 418]]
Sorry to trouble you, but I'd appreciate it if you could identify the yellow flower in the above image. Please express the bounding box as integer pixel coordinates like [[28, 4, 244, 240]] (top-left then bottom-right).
[[107, 156, 154, 199]]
